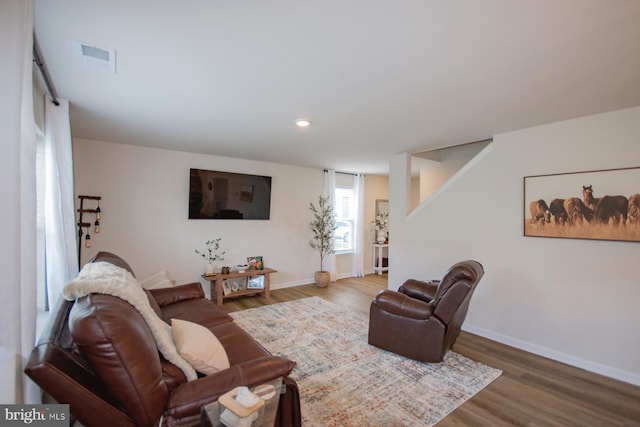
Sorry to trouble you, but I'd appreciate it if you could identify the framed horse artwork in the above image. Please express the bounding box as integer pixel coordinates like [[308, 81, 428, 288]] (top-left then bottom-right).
[[523, 166, 640, 242]]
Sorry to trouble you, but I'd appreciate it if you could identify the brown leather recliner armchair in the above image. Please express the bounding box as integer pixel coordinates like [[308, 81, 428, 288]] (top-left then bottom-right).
[[368, 260, 484, 363]]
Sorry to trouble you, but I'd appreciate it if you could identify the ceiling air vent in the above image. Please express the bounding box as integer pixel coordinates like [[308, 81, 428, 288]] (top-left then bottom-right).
[[75, 41, 116, 73]]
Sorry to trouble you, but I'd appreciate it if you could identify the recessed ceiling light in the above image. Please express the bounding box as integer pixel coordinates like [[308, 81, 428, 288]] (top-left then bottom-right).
[[295, 119, 311, 127]]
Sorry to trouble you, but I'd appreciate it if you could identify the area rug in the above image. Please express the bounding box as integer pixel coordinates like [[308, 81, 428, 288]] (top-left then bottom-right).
[[230, 297, 501, 426]]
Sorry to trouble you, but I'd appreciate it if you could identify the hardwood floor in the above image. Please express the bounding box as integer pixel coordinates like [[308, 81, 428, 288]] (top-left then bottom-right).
[[221, 274, 640, 426]]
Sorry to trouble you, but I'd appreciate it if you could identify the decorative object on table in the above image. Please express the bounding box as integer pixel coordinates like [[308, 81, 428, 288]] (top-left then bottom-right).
[[309, 195, 336, 288], [233, 264, 249, 273], [371, 210, 389, 244], [195, 238, 226, 275], [231, 297, 501, 427], [224, 277, 247, 295], [524, 166, 640, 242], [219, 386, 263, 427], [246, 256, 264, 270], [247, 275, 265, 290], [202, 378, 283, 427], [221, 266, 230, 275], [77, 195, 102, 265], [222, 280, 231, 296]]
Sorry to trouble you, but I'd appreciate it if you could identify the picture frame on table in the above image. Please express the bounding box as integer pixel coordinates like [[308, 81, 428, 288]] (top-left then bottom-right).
[[222, 280, 231, 296], [247, 275, 265, 290], [223, 277, 247, 295], [247, 256, 264, 270]]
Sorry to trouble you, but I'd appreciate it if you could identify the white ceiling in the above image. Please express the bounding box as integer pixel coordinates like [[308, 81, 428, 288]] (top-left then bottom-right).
[[34, 0, 640, 175]]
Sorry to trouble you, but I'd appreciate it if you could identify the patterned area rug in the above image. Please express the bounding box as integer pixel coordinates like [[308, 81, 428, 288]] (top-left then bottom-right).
[[231, 297, 501, 426]]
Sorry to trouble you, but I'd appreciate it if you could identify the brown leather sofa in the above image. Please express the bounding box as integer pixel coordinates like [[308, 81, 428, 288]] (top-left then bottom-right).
[[368, 260, 484, 363], [25, 252, 301, 426]]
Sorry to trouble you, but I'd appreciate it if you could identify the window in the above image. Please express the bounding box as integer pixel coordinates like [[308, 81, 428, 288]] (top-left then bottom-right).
[[36, 126, 52, 339], [35, 127, 47, 313], [334, 187, 355, 252]]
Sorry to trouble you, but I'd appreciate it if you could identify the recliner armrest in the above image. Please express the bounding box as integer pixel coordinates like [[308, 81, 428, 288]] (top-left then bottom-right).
[[149, 282, 205, 307], [398, 279, 439, 303], [374, 290, 434, 320], [165, 356, 296, 421]]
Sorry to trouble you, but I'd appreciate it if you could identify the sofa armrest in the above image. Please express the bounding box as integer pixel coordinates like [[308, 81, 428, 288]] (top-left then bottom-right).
[[398, 279, 439, 303], [165, 356, 296, 420], [374, 290, 434, 320], [149, 282, 205, 307]]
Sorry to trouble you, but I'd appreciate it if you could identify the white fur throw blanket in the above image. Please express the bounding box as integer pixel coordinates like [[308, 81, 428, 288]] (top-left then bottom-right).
[[63, 262, 197, 381]]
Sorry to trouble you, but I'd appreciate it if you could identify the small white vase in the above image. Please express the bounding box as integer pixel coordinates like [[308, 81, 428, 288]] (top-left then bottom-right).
[[205, 263, 216, 275], [376, 231, 386, 244]]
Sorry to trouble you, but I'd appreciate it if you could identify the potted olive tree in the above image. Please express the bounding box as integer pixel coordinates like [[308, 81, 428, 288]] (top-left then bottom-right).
[[309, 195, 336, 288]]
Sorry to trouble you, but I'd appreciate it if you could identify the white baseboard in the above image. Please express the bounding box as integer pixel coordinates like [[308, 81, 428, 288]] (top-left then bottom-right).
[[463, 323, 640, 387], [270, 279, 312, 290], [271, 271, 368, 290]]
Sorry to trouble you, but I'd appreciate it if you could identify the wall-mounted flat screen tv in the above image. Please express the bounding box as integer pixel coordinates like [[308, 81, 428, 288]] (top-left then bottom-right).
[[189, 168, 272, 220]]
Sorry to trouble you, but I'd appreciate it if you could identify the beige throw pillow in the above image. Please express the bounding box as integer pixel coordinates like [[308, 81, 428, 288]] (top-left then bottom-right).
[[171, 318, 230, 375], [140, 269, 174, 290]]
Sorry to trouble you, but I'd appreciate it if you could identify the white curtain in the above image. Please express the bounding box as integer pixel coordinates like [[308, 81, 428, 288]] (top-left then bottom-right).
[[351, 173, 365, 277], [0, 0, 39, 404], [323, 170, 337, 280], [45, 97, 79, 308]]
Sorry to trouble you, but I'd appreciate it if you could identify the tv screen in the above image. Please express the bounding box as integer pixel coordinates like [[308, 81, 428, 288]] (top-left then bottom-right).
[[189, 168, 272, 220]]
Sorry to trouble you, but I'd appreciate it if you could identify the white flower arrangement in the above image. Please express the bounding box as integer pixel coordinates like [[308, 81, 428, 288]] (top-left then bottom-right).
[[371, 211, 389, 231]]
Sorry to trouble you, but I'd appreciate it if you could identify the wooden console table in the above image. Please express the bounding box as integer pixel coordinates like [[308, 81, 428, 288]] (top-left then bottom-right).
[[201, 268, 277, 307]]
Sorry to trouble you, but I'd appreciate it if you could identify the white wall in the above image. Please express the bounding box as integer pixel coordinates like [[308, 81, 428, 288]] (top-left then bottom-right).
[[2, 0, 41, 404], [73, 139, 389, 292], [74, 139, 325, 294], [415, 141, 490, 205], [390, 106, 640, 385]]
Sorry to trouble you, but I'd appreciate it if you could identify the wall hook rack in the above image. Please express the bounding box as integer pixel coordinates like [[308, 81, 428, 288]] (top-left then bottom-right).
[[77, 195, 102, 266]]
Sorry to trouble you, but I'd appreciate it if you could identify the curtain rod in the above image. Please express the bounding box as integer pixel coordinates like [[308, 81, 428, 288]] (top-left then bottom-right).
[[323, 169, 359, 177], [32, 39, 59, 106]]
